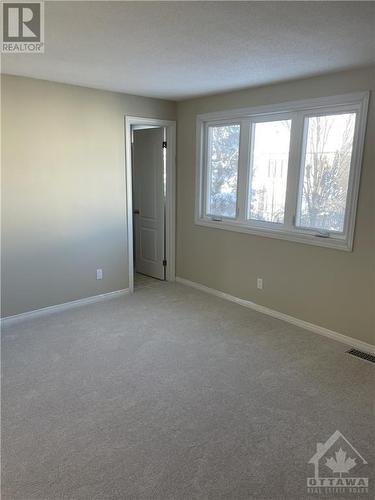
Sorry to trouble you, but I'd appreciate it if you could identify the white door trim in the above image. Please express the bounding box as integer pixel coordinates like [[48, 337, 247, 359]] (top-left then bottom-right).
[[125, 116, 176, 293]]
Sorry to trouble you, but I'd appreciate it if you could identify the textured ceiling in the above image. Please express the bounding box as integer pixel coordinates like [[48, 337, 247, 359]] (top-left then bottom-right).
[[2, 1, 374, 100]]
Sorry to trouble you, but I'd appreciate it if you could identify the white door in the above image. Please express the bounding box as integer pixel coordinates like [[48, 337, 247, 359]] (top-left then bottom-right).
[[133, 128, 165, 280]]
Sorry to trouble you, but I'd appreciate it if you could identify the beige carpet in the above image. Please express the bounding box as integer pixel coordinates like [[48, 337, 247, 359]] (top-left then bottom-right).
[[2, 280, 374, 499]]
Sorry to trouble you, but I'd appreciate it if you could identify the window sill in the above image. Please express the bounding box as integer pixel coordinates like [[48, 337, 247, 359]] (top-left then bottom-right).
[[195, 217, 352, 251]]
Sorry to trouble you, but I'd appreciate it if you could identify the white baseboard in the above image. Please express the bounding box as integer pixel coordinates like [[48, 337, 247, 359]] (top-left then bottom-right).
[[176, 277, 375, 355], [1, 288, 129, 326]]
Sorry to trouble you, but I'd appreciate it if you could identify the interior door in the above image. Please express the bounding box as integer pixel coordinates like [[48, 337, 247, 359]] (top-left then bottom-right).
[[133, 128, 165, 280]]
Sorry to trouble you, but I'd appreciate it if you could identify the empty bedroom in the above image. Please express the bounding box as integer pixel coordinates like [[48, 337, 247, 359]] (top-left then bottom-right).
[[1, 1, 374, 499]]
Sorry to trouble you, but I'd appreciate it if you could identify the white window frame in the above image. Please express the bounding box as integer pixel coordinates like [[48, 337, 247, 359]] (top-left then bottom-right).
[[195, 92, 369, 251], [245, 112, 293, 228]]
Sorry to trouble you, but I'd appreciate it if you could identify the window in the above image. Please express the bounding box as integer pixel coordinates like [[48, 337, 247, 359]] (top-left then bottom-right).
[[296, 113, 355, 233], [206, 124, 240, 218], [248, 119, 291, 224], [196, 93, 369, 250]]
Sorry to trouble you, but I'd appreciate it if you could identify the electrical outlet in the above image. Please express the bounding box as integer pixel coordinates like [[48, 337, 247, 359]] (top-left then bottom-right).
[[257, 277, 263, 290], [96, 269, 103, 280]]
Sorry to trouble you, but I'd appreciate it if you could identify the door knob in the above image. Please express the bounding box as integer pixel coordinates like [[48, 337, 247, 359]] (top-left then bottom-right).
[[133, 209, 140, 215]]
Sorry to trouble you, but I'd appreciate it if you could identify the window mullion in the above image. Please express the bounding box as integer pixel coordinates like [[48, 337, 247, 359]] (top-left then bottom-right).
[[236, 119, 251, 222], [204, 124, 212, 216], [284, 112, 305, 230]]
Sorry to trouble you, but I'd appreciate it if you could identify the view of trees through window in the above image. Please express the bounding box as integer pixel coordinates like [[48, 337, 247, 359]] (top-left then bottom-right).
[[248, 120, 291, 223], [297, 113, 356, 232], [199, 95, 366, 249], [207, 124, 240, 218], [204, 111, 357, 233]]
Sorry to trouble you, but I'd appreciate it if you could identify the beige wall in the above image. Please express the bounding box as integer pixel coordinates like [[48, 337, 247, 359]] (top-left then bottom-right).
[[1, 75, 176, 317], [176, 67, 375, 346], [2, 70, 374, 345]]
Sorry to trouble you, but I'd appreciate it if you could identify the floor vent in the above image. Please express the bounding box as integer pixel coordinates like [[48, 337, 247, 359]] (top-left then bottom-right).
[[346, 348, 375, 364]]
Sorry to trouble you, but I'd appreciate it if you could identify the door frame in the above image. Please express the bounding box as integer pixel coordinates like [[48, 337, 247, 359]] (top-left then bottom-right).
[[125, 116, 176, 293]]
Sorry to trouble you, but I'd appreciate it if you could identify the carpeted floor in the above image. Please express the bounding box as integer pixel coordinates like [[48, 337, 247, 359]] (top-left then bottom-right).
[[2, 279, 374, 499], [134, 273, 166, 290]]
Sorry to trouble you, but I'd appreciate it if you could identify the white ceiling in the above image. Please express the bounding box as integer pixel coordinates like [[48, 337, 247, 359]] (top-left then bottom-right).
[[2, 1, 374, 101]]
